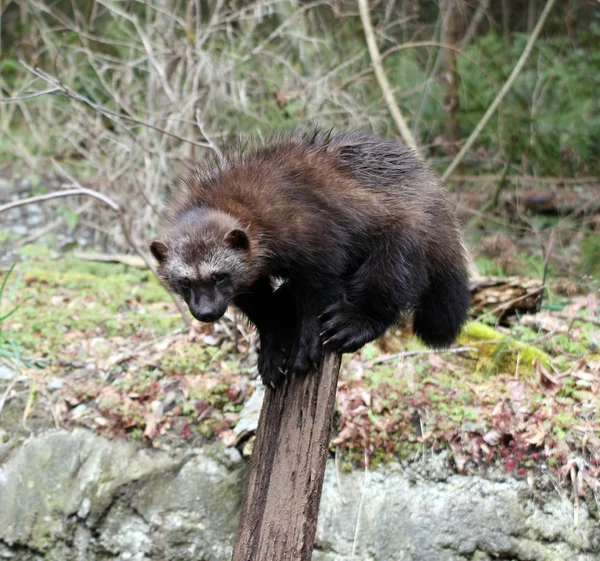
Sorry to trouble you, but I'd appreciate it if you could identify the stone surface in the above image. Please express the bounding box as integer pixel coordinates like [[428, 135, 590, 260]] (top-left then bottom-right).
[[0, 429, 598, 561]]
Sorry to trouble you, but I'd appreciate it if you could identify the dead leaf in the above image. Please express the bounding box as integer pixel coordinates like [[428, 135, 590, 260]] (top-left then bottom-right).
[[483, 429, 503, 446], [220, 429, 237, 447], [449, 438, 468, 473], [535, 360, 562, 395], [144, 400, 164, 439], [275, 90, 297, 108], [523, 421, 546, 446]]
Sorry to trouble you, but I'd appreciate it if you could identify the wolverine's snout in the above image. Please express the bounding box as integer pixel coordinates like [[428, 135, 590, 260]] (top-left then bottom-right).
[[194, 309, 224, 322], [187, 290, 227, 323]]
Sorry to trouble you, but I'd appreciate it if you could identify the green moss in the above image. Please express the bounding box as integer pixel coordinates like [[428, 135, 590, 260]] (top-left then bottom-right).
[[160, 346, 212, 376], [551, 334, 589, 355], [3, 246, 182, 357], [462, 321, 500, 341], [460, 320, 551, 374]]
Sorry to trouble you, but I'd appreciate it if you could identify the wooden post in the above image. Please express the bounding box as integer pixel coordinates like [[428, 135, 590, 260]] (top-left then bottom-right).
[[232, 351, 342, 561]]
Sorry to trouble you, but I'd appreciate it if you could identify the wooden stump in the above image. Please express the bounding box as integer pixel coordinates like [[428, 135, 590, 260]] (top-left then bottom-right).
[[232, 351, 342, 561]]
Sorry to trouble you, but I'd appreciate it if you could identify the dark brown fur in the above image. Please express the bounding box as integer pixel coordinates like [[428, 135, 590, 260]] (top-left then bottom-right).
[[151, 130, 471, 386]]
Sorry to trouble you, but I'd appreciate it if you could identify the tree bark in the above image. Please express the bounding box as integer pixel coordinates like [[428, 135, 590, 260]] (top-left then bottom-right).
[[461, 0, 490, 49], [232, 351, 342, 561], [501, 0, 511, 47], [441, 0, 462, 145]]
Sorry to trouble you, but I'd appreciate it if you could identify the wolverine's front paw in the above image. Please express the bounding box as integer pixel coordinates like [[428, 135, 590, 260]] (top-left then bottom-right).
[[320, 301, 374, 354], [285, 321, 322, 375], [258, 333, 290, 388]]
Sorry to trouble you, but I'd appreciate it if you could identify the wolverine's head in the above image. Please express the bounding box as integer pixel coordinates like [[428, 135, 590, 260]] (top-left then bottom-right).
[[150, 208, 253, 323]]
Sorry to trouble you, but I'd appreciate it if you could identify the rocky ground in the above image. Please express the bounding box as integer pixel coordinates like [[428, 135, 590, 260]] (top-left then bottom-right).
[[1, 429, 599, 561]]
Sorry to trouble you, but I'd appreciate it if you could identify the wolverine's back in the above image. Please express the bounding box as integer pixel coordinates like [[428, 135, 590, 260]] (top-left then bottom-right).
[[153, 130, 471, 385]]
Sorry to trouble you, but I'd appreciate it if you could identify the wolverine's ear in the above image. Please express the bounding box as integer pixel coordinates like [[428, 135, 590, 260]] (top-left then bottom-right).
[[225, 229, 249, 251], [150, 240, 169, 262]]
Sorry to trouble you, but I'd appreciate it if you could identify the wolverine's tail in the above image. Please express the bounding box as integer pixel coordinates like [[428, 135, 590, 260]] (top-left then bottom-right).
[[412, 268, 471, 348]]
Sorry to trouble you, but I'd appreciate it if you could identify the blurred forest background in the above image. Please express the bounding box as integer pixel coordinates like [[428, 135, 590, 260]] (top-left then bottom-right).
[[1, 0, 599, 249], [1, 0, 599, 493]]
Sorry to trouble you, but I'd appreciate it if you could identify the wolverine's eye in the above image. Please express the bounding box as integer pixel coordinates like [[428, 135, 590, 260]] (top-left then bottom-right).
[[212, 272, 228, 285]]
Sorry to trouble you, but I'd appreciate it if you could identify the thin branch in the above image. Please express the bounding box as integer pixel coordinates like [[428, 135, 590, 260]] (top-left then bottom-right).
[[339, 41, 489, 92], [441, 0, 557, 182], [450, 174, 600, 185], [351, 449, 369, 557], [0, 190, 90, 213], [195, 110, 224, 162], [16, 62, 217, 150], [0, 87, 61, 102], [357, 0, 420, 155], [538, 228, 557, 312]]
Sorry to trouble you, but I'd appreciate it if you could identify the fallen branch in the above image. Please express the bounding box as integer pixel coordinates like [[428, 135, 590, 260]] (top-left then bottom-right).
[[441, 0, 556, 182], [371, 345, 478, 365], [0, 165, 191, 329], [232, 351, 342, 561], [357, 0, 420, 155], [73, 251, 147, 269]]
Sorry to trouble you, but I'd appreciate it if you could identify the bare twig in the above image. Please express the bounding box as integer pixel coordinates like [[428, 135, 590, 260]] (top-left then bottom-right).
[[357, 0, 420, 155], [15, 201, 94, 249], [442, 0, 557, 181], [451, 175, 600, 184], [538, 229, 557, 312], [14, 62, 217, 150], [351, 449, 369, 557], [339, 41, 489, 92], [0, 87, 61, 102], [0, 190, 91, 213], [195, 110, 224, 162]]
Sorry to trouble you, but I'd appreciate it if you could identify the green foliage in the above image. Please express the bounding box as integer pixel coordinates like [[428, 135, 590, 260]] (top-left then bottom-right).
[[5, 247, 178, 355], [2, 3, 598, 177], [0, 264, 31, 367], [580, 234, 600, 281], [474, 256, 505, 277], [458, 31, 600, 175], [57, 205, 79, 232]]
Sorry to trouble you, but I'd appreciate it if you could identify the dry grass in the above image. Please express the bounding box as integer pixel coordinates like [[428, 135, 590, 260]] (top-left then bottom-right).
[[2, 1, 428, 247]]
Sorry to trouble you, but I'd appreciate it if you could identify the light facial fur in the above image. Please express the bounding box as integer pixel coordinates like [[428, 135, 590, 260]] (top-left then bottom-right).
[[151, 208, 253, 322]]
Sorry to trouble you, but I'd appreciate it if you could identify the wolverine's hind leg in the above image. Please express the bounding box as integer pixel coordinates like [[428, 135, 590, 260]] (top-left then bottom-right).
[[321, 240, 427, 353]]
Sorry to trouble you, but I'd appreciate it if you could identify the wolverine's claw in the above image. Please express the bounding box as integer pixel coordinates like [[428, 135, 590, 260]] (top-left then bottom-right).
[[270, 381, 276, 389]]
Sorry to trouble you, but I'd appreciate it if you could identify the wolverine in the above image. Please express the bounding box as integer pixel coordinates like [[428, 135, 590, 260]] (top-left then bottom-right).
[[150, 130, 471, 387]]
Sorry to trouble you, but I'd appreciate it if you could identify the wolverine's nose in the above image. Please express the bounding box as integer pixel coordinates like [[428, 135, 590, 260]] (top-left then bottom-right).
[[187, 291, 227, 323], [195, 310, 222, 322]]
